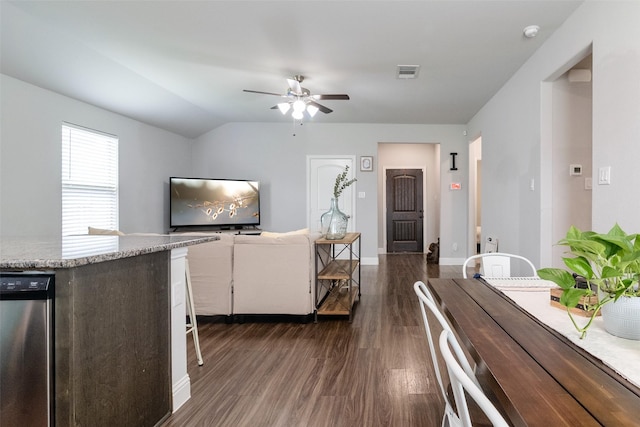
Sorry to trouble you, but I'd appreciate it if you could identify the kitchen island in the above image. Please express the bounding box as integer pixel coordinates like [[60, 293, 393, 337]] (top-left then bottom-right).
[[1, 234, 218, 427]]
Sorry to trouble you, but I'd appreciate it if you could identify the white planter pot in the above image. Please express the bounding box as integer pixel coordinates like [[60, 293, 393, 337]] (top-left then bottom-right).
[[600, 295, 640, 340]]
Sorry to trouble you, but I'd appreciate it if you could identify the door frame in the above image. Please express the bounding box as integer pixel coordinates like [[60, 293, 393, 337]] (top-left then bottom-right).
[[382, 165, 427, 253], [468, 136, 482, 256], [306, 155, 357, 232]]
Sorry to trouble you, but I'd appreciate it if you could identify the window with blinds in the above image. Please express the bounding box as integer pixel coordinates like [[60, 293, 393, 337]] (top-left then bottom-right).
[[62, 123, 119, 236]]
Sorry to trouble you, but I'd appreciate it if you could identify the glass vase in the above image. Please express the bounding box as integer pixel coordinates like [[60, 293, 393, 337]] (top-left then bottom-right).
[[321, 198, 348, 240]]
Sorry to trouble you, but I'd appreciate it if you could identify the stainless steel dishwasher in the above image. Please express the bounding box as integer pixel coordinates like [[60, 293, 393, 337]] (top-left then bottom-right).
[[0, 272, 54, 427]]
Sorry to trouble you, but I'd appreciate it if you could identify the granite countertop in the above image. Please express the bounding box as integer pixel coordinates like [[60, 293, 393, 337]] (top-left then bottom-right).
[[0, 234, 219, 269]]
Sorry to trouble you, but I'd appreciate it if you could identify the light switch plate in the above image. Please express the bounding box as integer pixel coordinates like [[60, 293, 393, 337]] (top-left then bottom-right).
[[598, 166, 611, 185]]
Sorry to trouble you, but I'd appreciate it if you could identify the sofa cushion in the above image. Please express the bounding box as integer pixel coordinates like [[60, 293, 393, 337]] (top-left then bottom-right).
[[178, 231, 234, 245], [235, 233, 310, 245], [260, 228, 309, 238]]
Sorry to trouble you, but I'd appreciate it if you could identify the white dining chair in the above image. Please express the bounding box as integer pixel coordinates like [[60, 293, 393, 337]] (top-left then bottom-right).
[[414, 281, 480, 427], [462, 252, 536, 279], [439, 330, 509, 427]]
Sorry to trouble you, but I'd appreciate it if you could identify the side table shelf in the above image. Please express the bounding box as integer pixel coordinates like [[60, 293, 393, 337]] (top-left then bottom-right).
[[315, 232, 361, 322]]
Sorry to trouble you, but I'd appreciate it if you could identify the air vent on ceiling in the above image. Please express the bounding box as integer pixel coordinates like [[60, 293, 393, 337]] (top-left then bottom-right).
[[397, 65, 420, 79]]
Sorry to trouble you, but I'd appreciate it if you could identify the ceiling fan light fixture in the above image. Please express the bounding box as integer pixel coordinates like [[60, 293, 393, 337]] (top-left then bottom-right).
[[277, 103, 290, 114], [306, 104, 319, 117], [244, 76, 350, 121], [292, 99, 306, 113]]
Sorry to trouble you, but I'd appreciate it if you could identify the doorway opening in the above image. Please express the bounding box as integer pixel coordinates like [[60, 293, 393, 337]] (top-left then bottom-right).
[[377, 143, 440, 254], [541, 51, 593, 268], [468, 136, 482, 255]]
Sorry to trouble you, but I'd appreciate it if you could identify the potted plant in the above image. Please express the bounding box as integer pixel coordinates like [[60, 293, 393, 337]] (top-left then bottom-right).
[[537, 223, 640, 339]]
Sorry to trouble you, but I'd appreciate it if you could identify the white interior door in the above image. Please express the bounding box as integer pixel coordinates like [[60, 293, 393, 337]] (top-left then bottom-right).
[[307, 156, 356, 233]]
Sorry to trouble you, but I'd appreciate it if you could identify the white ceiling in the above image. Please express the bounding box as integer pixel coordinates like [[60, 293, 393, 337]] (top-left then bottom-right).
[[1, 1, 583, 138]]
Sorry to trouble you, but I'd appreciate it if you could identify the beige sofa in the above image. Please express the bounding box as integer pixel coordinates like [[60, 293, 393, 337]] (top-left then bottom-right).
[[183, 232, 235, 316], [184, 231, 321, 320]]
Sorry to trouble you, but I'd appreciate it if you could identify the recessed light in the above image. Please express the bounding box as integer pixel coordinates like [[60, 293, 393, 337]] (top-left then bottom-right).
[[523, 25, 540, 38]]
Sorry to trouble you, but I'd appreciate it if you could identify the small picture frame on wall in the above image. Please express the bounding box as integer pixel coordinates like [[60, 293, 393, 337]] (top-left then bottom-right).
[[360, 156, 374, 172]]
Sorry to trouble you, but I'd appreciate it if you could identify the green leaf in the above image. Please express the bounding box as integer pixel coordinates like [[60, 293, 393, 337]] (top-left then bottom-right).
[[560, 288, 588, 308], [537, 268, 575, 289], [565, 225, 583, 240], [633, 234, 640, 251], [601, 265, 623, 279], [563, 239, 606, 258], [593, 223, 635, 256], [563, 256, 593, 279]]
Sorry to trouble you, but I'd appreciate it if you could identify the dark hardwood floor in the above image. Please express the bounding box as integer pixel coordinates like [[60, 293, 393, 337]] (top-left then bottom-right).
[[161, 254, 460, 427]]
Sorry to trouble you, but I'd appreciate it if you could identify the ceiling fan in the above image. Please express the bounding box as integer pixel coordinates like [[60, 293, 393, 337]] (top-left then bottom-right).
[[243, 75, 350, 119]]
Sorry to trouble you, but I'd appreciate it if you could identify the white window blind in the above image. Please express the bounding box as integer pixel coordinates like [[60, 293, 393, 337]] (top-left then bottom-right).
[[62, 123, 119, 236]]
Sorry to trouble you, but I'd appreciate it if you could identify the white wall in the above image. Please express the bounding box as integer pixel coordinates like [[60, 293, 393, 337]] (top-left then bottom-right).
[[589, 2, 640, 233], [192, 122, 467, 262], [5, 1, 635, 266], [0, 74, 193, 237], [0, 74, 467, 258], [467, 1, 640, 269]]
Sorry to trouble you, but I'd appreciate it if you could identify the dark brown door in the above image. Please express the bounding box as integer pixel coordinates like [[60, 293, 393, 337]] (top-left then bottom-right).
[[386, 169, 424, 252]]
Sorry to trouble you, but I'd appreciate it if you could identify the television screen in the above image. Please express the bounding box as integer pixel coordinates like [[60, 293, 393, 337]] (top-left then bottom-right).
[[170, 177, 260, 228]]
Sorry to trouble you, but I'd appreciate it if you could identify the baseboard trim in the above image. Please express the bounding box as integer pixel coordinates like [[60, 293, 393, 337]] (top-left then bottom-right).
[[439, 257, 465, 265], [361, 256, 379, 265], [172, 374, 191, 412], [231, 313, 314, 323]]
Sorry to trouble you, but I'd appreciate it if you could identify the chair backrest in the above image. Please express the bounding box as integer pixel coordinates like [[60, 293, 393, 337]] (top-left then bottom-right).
[[439, 330, 509, 427], [413, 281, 479, 426], [484, 236, 498, 253], [462, 252, 537, 279]]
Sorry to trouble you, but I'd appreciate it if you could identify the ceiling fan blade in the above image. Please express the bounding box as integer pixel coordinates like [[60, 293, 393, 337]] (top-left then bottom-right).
[[308, 100, 333, 114], [243, 89, 283, 96], [287, 78, 302, 95], [313, 94, 350, 100]]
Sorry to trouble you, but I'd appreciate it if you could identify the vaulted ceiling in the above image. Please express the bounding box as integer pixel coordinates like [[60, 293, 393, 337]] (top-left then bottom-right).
[[1, 1, 583, 138]]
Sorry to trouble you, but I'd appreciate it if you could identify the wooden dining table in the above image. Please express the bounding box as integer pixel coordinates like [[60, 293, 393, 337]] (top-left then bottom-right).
[[427, 278, 640, 427]]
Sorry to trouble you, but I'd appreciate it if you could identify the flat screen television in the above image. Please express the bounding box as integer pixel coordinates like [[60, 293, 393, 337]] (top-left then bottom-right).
[[170, 177, 260, 229]]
